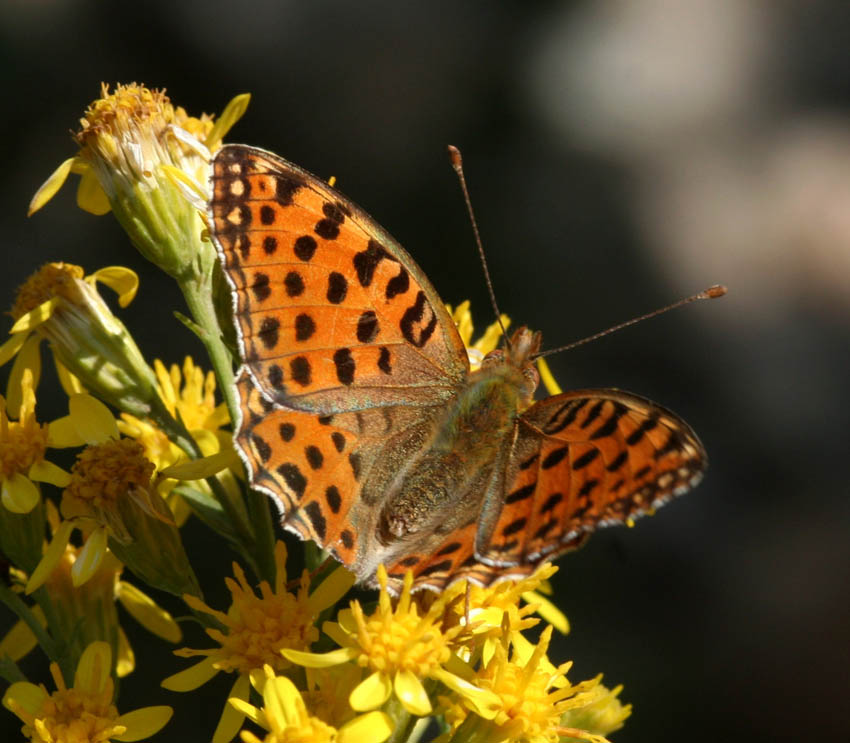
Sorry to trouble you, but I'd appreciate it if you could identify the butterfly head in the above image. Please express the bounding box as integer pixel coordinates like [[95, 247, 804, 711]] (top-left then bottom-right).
[[480, 326, 542, 407]]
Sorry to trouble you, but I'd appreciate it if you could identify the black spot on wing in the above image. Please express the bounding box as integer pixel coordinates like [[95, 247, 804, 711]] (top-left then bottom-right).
[[293, 235, 317, 261], [506, 482, 536, 504], [541, 446, 568, 469], [251, 273, 271, 302], [356, 311, 379, 343], [580, 400, 606, 430], [501, 517, 528, 537], [284, 271, 304, 297], [305, 445, 323, 470], [400, 291, 437, 347], [572, 449, 599, 470], [327, 272, 348, 304], [268, 364, 283, 389], [353, 239, 392, 287], [333, 348, 355, 385], [386, 266, 409, 299], [295, 313, 316, 342], [277, 463, 306, 498], [258, 317, 280, 349], [325, 485, 341, 514], [290, 357, 311, 387], [252, 434, 271, 463], [304, 501, 326, 541]]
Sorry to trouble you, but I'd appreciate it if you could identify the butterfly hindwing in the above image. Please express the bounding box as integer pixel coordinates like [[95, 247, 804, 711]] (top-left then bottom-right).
[[476, 390, 707, 566], [211, 145, 468, 415]]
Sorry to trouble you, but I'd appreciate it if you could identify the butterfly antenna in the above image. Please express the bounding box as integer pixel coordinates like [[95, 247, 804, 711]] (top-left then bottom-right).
[[534, 285, 728, 359], [448, 145, 510, 348]]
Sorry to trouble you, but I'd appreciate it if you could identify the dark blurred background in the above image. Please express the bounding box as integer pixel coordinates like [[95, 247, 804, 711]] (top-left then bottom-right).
[[2, 1, 849, 741]]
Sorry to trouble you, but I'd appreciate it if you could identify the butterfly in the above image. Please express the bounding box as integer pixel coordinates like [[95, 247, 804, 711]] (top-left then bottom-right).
[[208, 144, 707, 593]]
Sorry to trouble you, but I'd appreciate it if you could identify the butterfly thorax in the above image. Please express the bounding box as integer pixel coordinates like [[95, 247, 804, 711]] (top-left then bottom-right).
[[377, 328, 542, 544]]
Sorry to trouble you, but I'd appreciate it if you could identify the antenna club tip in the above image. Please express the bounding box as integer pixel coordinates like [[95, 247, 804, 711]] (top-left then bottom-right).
[[447, 145, 462, 169], [703, 284, 728, 299]]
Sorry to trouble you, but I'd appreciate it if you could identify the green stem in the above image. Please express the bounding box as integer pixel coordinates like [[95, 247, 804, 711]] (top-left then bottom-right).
[[176, 269, 277, 584], [177, 270, 239, 423], [0, 583, 60, 669], [384, 695, 415, 743]]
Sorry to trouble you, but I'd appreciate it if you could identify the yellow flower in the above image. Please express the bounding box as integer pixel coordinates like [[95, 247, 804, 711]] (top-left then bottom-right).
[[443, 625, 617, 743], [28, 83, 249, 277], [7, 501, 180, 678], [448, 300, 510, 370], [59, 436, 200, 598], [0, 368, 72, 514], [284, 566, 500, 720], [230, 666, 393, 743], [2, 640, 172, 742], [119, 356, 233, 522], [162, 542, 354, 743], [0, 262, 162, 420], [560, 683, 632, 740], [437, 564, 568, 665]]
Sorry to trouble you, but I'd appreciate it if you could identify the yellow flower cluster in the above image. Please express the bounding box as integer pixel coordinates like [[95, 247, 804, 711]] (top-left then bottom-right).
[[0, 82, 634, 743]]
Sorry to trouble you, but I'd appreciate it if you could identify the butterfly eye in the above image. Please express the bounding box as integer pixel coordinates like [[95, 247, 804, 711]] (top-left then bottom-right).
[[522, 363, 539, 390], [481, 349, 506, 367]]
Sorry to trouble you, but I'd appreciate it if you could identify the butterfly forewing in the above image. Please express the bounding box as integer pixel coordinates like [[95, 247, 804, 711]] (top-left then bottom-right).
[[210, 144, 468, 415], [476, 390, 706, 567]]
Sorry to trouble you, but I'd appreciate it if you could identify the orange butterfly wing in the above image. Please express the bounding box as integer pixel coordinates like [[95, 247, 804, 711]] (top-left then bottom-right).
[[477, 390, 706, 567], [210, 144, 468, 414]]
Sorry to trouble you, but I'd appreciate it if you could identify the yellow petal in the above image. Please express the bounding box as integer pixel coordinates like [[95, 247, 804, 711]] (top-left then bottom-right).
[[281, 646, 357, 669], [212, 674, 250, 743], [161, 656, 218, 691], [350, 670, 392, 712], [335, 607, 357, 634], [338, 710, 394, 743], [76, 169, 111, 215], [0, 606, 43, 661], [206, 93, 251, 150], [0, 331, 29, 367], [432, 667, 500, 720], [28, 459, 72, 488], [54, 358, 84, 395], [71, 526, 108, 587], [161, 163, 206, 208], [536, 356, 563, 395], [264, 675, 304, 728], [69, 393, 119, 444], [116, 627, 135, 677], [47, 415, 87, 448], [393, 669, 432, 716], [521, 590, 569, 634], [28, 157, 76, 216], [74, 641, 111, 694], [5, 335, 41, 417], [322, 619, 351, 649], [1, 473, 40, 514], [307, 566, 356, 614], [193, 428, 221, 457], [90, 266, 139, 308], [227, 696, 261, 725], [113, 706, 173, 741], [2, 681, 47, 717], [160, 449, 236, 480], [117, 581, 182, 642], [26, 520, 74, 593], [10, 297, 60, 334]]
